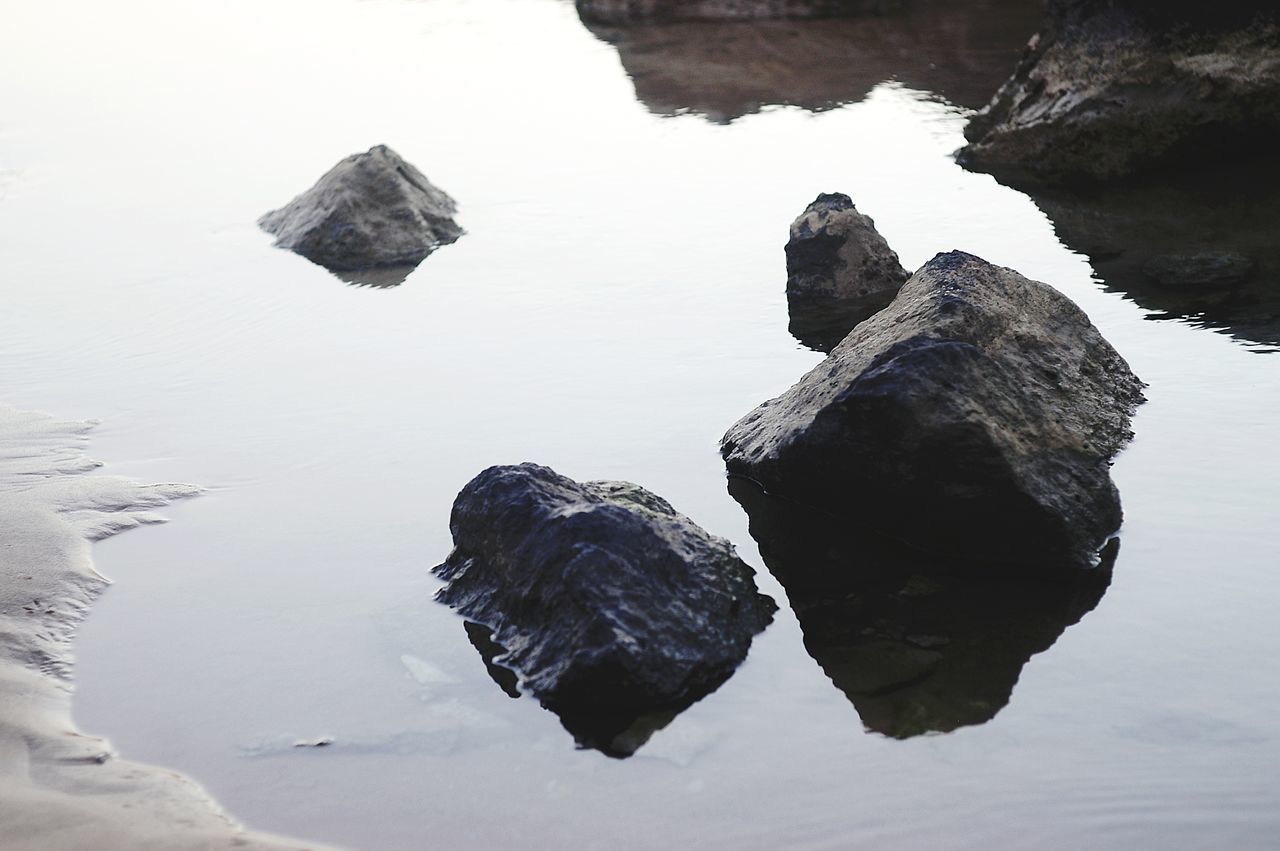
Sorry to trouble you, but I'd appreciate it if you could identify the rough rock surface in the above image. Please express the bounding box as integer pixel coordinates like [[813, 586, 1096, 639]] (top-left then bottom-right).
[[786, 193, 909, 351], [728, 477, 1111, 738], [577, 0, 890, 24], [433, 463, 775, 752], [722, 250, 1145, 570], [259, 145, 462, 272], [960, 0, 1280, 184]]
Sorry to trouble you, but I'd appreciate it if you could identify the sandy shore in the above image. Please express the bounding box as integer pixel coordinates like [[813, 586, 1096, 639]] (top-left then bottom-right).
[[0, 406, 324, 850]]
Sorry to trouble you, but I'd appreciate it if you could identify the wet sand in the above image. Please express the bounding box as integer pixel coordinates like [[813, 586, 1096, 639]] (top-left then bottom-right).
[[0, 407, 317, 850]]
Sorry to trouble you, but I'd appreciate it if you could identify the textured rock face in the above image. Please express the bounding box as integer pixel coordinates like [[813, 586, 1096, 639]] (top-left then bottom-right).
[[434, 463, 775, 755], [786, 193, 909, 351], [960, 0, 1280, 184], [259, 145, 462, 272], [577, 0, 888, 24], [722, 251, 1145, 570], [728, 477, 1111, 738]]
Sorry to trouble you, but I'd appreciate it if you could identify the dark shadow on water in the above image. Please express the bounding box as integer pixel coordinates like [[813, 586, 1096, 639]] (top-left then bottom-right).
[[461, 621, 690, 758], [788, 290, 898, 353], [331, 264, 419, 289], [578, 0, 1044, 122], [1016, 160, 1280, 351], [727, 476, 1113, 738]]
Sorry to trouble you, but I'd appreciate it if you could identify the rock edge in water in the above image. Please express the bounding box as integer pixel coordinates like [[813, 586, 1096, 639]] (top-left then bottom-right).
[[722, 250, 1145, 571], [433, 463, 776, 749], [960, 0, 1280, 185], [577, 0, 897, 24], [259, 144, 462, 273], [786, 192, 909, 352]]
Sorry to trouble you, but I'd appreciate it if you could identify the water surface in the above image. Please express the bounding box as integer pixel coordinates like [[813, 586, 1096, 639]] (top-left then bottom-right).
[[1, 0, 1278, 848]]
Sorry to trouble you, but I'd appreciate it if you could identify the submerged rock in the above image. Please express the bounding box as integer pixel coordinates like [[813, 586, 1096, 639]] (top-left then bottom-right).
[[960, 0, 1280, 184], [433, 463, 775, 757], [786, 193, 909, 351], [722, 251, 1145, 570], [259, 145, 462, 274], [579, 0, 1045, 123], [728, 477, 1111, 738]]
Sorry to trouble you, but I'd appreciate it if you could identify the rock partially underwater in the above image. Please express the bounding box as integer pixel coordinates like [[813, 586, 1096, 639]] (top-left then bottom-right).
[[259, 145, 462, 280], [579, 0, 1044, 122], [433, 463, 776, 757], [722, 251, 1145, 570], [786, 193, 909, 352], [960, 0, 1280, 185], [729, 477, 1111, 738]]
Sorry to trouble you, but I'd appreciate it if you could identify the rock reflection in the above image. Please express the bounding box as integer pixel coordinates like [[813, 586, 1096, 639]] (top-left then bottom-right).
[[331, 264, 419, 288], [728, 476, 1112, 738], [461, 621, 685, 758], [579, 0, 1043, 122], [1020, 160, 1280, 350]]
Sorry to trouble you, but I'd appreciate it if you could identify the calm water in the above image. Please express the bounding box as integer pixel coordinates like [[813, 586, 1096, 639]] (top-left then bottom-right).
[[2, 0, 1278, 847]]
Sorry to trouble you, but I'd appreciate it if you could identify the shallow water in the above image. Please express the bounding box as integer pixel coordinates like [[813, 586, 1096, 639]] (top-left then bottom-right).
[[2, 0, 1279, 847]]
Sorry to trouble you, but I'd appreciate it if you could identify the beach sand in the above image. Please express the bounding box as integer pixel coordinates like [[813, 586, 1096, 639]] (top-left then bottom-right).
[[0, 406, 321, 850]]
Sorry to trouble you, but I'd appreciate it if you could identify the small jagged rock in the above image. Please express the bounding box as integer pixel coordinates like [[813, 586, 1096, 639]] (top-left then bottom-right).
[[433, 463, 775, 754], [785, 193, 909, 350], [722, 250, 1145, 571], [259, 145, 462, 272]]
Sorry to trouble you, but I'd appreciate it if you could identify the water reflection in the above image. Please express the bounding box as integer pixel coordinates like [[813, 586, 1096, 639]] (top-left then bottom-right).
[[460, 621, 686, 758], [578, 0, 1043, 122], [788, 288, 897, 353], [728, 477, 1112, 738], [331, 264, 419, 289], [1019, 161, 1280, 350]]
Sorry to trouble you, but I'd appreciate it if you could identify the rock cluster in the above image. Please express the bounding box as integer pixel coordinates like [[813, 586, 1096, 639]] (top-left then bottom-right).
[[723, 251, 1145, 570]]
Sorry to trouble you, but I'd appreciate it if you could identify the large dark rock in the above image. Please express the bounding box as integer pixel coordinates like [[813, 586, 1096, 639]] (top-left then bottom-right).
[[786, 193, 909, 352], [728, 477, 1111, 738], [960, 0, 1279, 184], [433, 463, 775, 757], [259, 145, 462, 276], [722, 251, 1145, 570], [579, 0, 1044, 123]]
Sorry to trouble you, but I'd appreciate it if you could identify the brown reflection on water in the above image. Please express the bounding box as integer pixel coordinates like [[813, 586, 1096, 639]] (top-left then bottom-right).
[[1020, 160, 1280, 351], [728, 477, 1112, 738], [579, 0, 1044, 122]]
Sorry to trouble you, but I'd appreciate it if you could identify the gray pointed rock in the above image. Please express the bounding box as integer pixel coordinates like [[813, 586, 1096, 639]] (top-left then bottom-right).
[[259, 145, 462, 273]]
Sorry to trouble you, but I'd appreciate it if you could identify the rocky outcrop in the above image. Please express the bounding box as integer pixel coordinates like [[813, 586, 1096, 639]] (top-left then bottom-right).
[[722, 251, 1145, 571], [578, 0, 890, 24], [433, 463, 775, 757], [728, 477, 1111, 738], [786, 193, 909, 351], [578, 0, 1044, 123], [259, 145, 462, 274], [960, 0, 1280, 184]]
